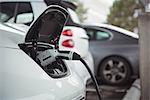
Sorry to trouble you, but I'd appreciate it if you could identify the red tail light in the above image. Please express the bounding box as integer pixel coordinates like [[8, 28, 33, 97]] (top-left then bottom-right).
[[62, 39, 74, 48], [62, 29, 73, 36]]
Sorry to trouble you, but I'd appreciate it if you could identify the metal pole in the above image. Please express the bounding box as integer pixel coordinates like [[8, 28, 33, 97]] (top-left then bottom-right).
[[138, 1, 150, 100], [139, 12, 150, 100]]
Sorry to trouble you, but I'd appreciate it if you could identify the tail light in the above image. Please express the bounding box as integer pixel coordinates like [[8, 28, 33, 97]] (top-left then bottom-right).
[[62, 39, 74, 48], [62, 29, 73, 36]]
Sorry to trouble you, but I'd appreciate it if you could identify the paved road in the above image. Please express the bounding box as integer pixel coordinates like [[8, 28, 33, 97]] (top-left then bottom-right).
[[86, 85, 130, 100]]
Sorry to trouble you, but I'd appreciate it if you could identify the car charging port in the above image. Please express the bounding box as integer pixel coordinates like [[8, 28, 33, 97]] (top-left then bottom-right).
[[19, 42, 69, 78], [42, 58, 68, 78]]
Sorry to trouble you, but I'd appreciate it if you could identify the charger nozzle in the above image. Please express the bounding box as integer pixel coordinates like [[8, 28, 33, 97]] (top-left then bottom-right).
[[57, 51, 81, 60]]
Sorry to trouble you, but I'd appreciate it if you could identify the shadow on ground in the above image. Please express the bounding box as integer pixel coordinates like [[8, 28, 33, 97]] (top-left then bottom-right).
[[86, 84, 131, 100]]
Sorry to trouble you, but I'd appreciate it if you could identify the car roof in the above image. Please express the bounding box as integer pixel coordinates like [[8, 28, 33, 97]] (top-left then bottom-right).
[[83, 23, 139, 39]]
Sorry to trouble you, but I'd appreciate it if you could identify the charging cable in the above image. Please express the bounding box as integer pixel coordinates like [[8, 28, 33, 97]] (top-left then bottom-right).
[[57, 51, 102, 100]]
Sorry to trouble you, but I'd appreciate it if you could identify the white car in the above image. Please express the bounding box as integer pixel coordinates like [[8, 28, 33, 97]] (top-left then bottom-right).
[[0, 6, 86, 100], [0, 0, 94, 84]]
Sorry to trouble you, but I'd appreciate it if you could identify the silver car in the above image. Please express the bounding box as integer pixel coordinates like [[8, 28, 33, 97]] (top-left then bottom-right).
[[83, 23, 139, 85]]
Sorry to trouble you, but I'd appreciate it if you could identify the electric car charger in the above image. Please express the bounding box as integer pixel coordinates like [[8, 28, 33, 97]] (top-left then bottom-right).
[[18, 1, 102, 98], [36, 47, 102, 100], [20, 41, 102, 100]]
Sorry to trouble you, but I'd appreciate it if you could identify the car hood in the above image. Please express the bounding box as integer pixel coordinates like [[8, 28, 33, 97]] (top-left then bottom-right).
[[25, 5, 69, 46]]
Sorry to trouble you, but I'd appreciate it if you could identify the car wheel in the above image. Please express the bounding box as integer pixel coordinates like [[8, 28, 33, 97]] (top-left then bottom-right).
[[99, 56, 131, 85]]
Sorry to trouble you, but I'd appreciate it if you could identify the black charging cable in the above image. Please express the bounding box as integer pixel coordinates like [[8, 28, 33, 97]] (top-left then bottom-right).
[[57, 51, 102, 100], [79, 58, 102, 100]]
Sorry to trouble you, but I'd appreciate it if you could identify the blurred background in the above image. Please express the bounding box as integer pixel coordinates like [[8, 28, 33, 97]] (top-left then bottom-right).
[[0, 0, 147, 100], [74, 0, 144, 33]]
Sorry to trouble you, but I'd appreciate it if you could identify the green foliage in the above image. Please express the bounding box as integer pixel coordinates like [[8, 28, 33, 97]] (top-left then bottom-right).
[[72, 0, 87, 22], [107, 0, 144, 32], [75, 1, 87, 22]]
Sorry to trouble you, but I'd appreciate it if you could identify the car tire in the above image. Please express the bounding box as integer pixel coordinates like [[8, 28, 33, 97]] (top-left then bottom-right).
[[99, 56, 131, 85]]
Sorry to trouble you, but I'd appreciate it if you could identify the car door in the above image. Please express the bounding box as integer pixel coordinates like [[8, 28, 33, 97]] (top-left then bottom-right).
[[85, 27, 113, 66]]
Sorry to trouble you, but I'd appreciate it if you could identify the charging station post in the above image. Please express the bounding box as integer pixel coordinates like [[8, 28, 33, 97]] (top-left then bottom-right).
[[139, 0, 150, 99]]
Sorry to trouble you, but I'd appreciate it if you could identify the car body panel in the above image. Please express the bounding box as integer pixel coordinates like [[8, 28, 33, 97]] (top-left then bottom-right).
[[0, 0, 94, 84], [0, 6, 85, 99], [59, 26, 89, 57], [0, 47, 85, 100], [0, 23, 25, 48], [3, 23, 92, 85]]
